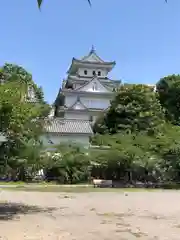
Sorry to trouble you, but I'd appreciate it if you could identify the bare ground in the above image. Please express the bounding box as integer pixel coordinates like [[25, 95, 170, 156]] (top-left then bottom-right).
[[0, 190, 180, 239]]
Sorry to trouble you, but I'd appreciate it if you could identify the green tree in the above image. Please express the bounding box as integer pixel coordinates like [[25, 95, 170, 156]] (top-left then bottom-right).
[[44, 144, 90, 184], [0, 63, 44, 103], [156, 75, 180, 125], [0, 75, 49, 177], [7, 140, 43, 181], [90, 133, 158, 182], [92, 122, 180, 183], [148, 123, 180, 181], [94, 84, 164, 135]]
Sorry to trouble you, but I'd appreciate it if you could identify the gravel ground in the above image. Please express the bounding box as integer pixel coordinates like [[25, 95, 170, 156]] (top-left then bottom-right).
[[0, 190, 180, 239]]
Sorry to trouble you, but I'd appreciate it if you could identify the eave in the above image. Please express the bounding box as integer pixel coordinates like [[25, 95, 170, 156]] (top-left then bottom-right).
[[68, 74, 119, 82], [67, 58, 116, 74], [62, 108, 106, 113], [66, 76, 121, 89], [74, 75, 111, 92], [44, 118, 93, 135], [62, 89, 114, 97], [68, 98, 88, 110], [74, 58, 116, 66], [46, 132, 93, 136]]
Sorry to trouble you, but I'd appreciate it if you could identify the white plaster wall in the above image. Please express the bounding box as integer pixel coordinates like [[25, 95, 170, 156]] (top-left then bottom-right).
[[65, 111, 103, 122], [73, 83, 81, 89], [65, 112, 90, 120], [64, 95, 77, 107], [81, 96, 110, 109], [64, 94, 111, 110], [41, 134, 90, 146], [78, 68, 107, 77]]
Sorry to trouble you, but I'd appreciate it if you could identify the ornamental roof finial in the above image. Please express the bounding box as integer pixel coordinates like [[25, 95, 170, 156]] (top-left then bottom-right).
[[90, 45, 95, 53]]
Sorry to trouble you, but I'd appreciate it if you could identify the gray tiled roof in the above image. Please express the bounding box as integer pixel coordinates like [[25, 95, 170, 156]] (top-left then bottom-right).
[[44, 118, 93, 135]]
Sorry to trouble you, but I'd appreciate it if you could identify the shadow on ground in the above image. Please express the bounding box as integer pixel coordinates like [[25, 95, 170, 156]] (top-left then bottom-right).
[[0, 202, 56, 221]]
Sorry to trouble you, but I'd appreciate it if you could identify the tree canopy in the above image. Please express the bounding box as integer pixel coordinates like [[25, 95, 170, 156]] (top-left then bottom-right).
[[0, 62, 179, 186], [0, 63, 45, 103], [94, 84, 164, 135], [156, 75, 180, 125], [91, 80, 180, 185], [0, 64, 49, 178]]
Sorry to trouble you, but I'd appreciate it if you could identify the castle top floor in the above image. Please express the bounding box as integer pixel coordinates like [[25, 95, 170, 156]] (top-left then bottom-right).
[[67, 46, 116, 78]]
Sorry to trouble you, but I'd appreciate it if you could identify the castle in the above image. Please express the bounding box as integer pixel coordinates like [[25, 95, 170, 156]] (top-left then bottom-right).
[[42, 47, 121, 147]]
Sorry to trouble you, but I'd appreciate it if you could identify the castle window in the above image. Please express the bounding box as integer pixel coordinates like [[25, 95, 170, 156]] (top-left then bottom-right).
[[92, 70, 96, 76], [84, 70, 87, 75], [98, 71, 101, 76]]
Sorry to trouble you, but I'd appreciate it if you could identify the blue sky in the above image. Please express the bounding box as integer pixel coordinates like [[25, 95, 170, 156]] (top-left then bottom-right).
[[0, 0, 180, 103]]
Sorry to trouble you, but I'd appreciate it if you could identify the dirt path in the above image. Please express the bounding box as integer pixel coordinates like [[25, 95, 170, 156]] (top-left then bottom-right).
[[0, 190, 180, 239]]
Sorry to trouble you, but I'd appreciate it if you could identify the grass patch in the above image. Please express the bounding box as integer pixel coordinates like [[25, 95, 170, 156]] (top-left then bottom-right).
[[0, 181, 58, 186], [0, 181, 26, 185]]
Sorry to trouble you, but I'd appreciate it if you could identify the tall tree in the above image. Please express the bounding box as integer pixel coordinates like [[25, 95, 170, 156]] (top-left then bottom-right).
[[94, 84, 164, 135], [0, 63, 44, 103], [0, 71, 49, 176], [156, 75, 180, 125]]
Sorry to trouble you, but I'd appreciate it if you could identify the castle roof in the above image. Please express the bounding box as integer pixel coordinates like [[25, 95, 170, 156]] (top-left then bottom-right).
[[74, 75, 111, 92], [81, 45, 104, 63], [68, 97, 87, 110], [44, 118, 93, 135], [67, 46, 115, 74]]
